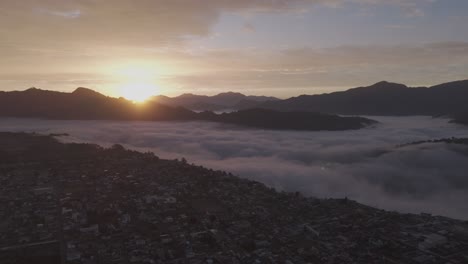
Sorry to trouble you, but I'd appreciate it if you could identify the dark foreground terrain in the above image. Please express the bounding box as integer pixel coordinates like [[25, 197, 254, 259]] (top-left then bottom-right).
[[1, 132, 468, 264]]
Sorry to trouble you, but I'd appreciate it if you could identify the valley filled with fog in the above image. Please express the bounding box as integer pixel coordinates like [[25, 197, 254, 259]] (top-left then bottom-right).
[[2, 116, 468, 219]]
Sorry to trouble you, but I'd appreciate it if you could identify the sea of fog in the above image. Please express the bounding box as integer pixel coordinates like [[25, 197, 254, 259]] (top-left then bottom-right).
[[1, 116, 468, 219]]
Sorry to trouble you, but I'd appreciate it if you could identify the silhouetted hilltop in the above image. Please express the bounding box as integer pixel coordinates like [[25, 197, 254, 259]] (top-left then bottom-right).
[[0, 88, 374, 131], [451, 114, 468, 126], [260, 80, 468, 116], [202, 108, 377, 131], [0, 87, 134, 120], [151, 91, 280, 111], [71, 87, 106, 97]]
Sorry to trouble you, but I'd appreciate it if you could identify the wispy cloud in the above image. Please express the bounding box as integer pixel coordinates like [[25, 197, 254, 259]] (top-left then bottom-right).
[[36, 8, 81, 18], [0, 0, 437, 47], [242, 22, 256, 34]]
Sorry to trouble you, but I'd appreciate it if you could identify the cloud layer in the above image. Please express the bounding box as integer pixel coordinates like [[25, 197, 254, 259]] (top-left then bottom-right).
[[1, 116, 468, 219]]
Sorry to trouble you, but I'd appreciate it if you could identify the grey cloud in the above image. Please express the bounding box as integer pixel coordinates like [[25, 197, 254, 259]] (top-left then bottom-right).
[[1, 116, 468, 219], [242, 22, 256, 33]]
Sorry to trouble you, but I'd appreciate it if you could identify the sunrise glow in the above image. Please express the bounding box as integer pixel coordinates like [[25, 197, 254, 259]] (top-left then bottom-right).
[[118, 82, 158, 103], [112, 63, 160, 102]]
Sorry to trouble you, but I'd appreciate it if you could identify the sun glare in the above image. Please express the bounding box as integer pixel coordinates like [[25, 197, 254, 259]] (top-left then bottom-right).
[[113, 63, 160, 102], [119, 82, 158, 103]]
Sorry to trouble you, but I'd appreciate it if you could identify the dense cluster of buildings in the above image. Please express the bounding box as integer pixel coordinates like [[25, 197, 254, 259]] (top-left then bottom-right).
[[1, 133, 468, 263]]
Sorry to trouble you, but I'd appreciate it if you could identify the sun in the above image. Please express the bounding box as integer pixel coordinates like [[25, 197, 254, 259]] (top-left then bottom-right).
[[119, 82, 158, 103], [112, 63, 160, 102]]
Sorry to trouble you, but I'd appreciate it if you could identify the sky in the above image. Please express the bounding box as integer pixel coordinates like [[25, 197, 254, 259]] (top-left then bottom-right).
[[1, 0, 468, 98]]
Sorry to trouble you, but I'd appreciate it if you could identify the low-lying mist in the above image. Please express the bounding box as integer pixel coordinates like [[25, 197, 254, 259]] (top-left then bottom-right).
[[1, 116, 468, 219]]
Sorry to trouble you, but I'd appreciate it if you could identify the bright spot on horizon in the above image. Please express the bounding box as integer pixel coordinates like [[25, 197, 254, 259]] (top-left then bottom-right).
[[118, 82, 159, 103], [113, 64, 160, 102]]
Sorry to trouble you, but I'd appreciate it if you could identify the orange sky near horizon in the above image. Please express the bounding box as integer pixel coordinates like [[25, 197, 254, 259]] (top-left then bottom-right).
[[1, 0, 468, 100]]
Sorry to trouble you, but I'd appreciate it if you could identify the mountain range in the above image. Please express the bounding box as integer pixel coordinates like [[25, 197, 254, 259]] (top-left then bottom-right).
[[2, 79, 468, 128], [0, 87, 374, 131], [148, 80, 468, 120], [259, 80, 468, 116], [151, 92, 280, 111]]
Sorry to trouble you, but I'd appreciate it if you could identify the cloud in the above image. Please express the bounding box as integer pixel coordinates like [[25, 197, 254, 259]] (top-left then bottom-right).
[[242, 22, 256, 34], [1, 116, 468, 220], [2, 40, 468, 97], [151, 42, 468, 94], [0, 0, 454, 96], [0, 0, 324, 48], [330, 0, 435, 17], [36, 8, 81, 18], [0, 0, 437, 54], [1, 0, 435, 37]]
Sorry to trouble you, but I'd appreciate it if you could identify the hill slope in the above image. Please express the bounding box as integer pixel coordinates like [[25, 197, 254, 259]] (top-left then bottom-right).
[[260, 80, 468, 116], [151, 92, 280, 111]]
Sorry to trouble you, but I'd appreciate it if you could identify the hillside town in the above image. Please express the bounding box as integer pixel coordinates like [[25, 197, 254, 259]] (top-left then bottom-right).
[[1, 132, 468, 264]]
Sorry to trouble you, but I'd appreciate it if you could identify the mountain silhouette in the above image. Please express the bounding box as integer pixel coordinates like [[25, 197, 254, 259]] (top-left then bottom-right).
[[0, 88, 194, 120], [259, 80, 468, 116], [200, 108, 376, 131], [0, 88, 374, 131], [151, 91, 280, 111], [451, 113, 468, 125]]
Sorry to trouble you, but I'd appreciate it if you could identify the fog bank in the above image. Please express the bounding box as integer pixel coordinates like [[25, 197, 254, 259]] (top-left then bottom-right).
[[1, 116, 468, 219]]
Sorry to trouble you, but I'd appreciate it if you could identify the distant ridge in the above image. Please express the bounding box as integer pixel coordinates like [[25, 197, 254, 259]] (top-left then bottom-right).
[[0, 88, 374, 131], [259, 80, 468, 116], [3, 79, 468, 117], [3, 79, 467, 126], [151, 91, 280, 111]]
